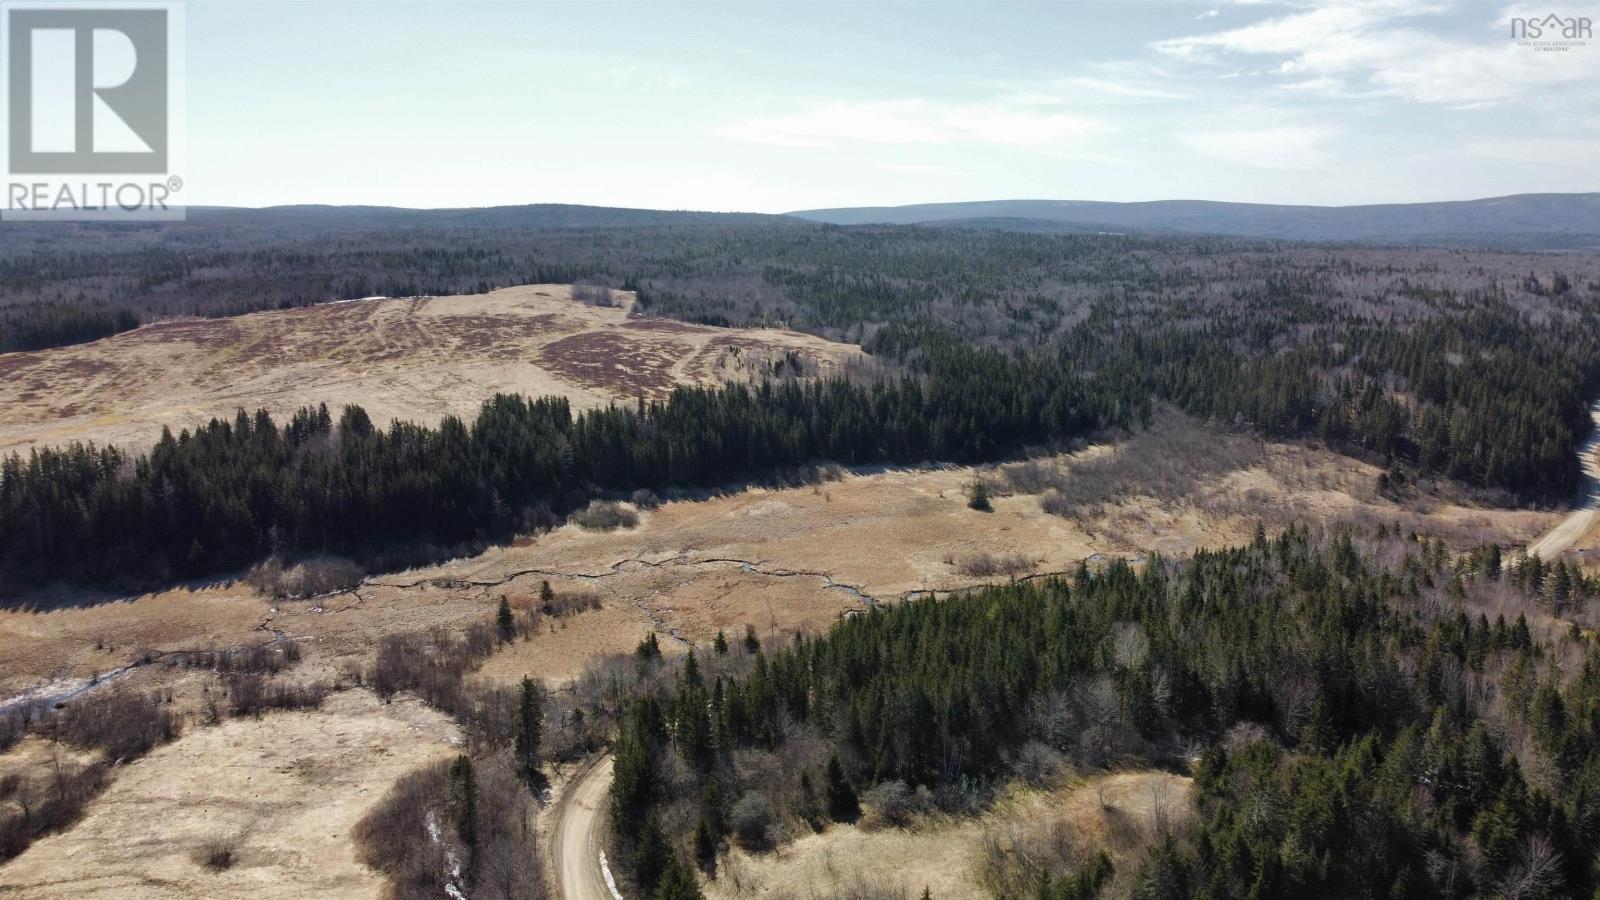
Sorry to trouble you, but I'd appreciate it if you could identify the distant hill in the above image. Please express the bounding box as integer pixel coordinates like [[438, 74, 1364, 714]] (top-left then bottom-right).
[[789, 193, 1600, 248], [184, 203, 784, 231]]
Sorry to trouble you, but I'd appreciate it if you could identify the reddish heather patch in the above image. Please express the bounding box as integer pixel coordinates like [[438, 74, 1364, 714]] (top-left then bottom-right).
[[620, 317, 714, 336], [432, 313, 569, 359], [138, 319, 245, 352], [50, 357, 117, 379], [0, 354, 43, 382], [539, 331, 681, 399]]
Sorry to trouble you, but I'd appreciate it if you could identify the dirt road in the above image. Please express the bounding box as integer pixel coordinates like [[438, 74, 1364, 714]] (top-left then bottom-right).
[[550, 754, 621, 900], [1528, 401, 1600, 560]]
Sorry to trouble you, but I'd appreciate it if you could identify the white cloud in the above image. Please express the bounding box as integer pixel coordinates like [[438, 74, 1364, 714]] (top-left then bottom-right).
[[1020, 75, 1192, 102], [1180, 124, 1340, 168], [1197, 9, 1220, 20], [590, 63, 688, 91], [711, 99, 1110, 151], [1467, 137, 1600, 168], [1152, 0, 1600, 106], [877, 162, 957, 176]]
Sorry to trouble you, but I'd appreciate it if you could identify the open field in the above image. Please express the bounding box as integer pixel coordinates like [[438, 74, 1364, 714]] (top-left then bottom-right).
[[0, 284, 862, 456], [0, 690, 457, 899]]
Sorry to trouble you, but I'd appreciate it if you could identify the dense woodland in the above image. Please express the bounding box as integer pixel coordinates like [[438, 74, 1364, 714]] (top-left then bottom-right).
[[3, 219, 1600, 591], [606, 527, 1600, 899], [0, 348, 1131, 591]]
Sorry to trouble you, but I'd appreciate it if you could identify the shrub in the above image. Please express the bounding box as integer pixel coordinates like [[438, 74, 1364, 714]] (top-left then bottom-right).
[[245, 555, 364, 600], [861, 780, 932, 829], [225, 674, 330, 717], [730, 791, 776, 849], [194, 839, 237, 871], [571, 500, 639, 531], [370, 624, 496, 716], [1012, 740, 1066, 787], [169, 639, 302, 674], [55, 689, 179, 760], [540, 588, 602, 617], [952, 552, 1037, 578], [571, 283, 616, 307]]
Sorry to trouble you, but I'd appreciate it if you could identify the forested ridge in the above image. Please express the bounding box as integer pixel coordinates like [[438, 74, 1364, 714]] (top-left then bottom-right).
[[607, 527, 1600, 898]]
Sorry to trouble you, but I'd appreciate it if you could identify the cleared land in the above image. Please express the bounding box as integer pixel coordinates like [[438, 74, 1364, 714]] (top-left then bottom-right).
[[0, 284, 861, 455], [0, 690, 457, 899]]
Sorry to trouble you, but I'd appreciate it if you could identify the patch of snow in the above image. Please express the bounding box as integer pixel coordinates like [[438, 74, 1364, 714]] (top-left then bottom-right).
[[599, 850, 625, 900]]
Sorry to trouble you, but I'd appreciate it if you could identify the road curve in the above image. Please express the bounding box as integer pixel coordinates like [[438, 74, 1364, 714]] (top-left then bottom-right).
[[550, 753, 620, 900], [1528, 401, 1600, 560]]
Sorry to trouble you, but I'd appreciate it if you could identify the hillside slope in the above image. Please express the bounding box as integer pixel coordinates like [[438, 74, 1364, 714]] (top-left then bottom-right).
[[0, 285, 860, 455]]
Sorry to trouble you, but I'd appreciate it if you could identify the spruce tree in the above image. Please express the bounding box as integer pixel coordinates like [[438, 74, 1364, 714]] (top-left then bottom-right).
[[514, 675, 542, 784], [693, 815, 717, 875], [633, 815, 671, 893], [966, 478, 991, 511], [825, 755, 859, 822], [637, 632, 662, 661], [496, 595, 515, 642], [653, 857, 704, 899], [449, 754, 478, 869]]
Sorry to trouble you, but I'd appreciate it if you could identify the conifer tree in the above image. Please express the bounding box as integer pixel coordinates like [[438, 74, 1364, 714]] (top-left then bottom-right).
[[449, 754, 478, 869], [514, 675, 542, 784], [693, 816, 717, 875], [497, 595, 515, 642], [825, 755, 859, 822]]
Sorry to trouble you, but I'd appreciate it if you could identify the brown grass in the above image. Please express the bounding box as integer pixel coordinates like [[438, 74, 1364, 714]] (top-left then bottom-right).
[[0, 284, 862, 456], [0, 690, 458, 900]]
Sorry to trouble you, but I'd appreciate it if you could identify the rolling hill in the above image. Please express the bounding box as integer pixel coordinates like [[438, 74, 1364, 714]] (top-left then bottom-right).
[[789, 192, 1600, 247]]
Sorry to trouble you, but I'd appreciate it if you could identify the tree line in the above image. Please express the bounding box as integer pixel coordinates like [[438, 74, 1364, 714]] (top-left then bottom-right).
[[0, 345, 1135, 592]]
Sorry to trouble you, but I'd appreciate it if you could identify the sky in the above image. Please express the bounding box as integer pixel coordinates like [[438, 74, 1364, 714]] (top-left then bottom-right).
[[183, 0, 1600, 211]]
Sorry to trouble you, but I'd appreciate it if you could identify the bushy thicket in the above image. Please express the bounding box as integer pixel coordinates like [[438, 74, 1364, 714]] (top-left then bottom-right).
[[354, 752, 546, 900], [0, 689, 180, 861]]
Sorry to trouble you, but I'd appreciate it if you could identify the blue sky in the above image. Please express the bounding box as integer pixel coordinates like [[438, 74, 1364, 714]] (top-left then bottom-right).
[[186, 0, 1600, 210]]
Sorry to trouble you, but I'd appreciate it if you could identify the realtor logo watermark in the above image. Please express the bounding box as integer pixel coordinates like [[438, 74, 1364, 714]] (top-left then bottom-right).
[[1511, 12, 1592, 51], [2, 1, 184, 221]]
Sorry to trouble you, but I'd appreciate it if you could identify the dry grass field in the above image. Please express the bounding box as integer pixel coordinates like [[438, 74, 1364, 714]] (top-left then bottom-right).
[[0, 690, 457, 900], [0, 284, 862, 455]]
